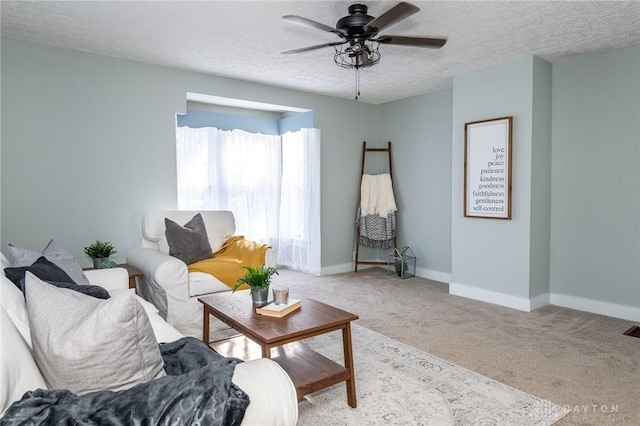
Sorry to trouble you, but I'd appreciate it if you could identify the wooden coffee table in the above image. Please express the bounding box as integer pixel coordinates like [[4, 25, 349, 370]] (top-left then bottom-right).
[[199, 291, 359, 407]]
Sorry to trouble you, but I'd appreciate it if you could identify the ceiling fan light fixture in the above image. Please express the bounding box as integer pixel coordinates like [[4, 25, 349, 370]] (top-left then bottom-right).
[[334, 41, 381, 69]]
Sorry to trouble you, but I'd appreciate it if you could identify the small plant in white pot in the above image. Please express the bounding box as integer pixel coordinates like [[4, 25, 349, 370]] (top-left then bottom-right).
[[84, 240, 118, 269], [233, 265, 278, 307]]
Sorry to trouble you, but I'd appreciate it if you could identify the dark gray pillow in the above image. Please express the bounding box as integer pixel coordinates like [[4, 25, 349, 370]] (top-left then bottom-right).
[[4, 256, 110, 300], [5, 256, 76, 288], [165, 213, 213, 265], [29, 280, 111, 300]]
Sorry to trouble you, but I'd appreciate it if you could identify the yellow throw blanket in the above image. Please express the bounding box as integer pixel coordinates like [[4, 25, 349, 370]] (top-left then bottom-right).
[[188, 235, 270, 289]]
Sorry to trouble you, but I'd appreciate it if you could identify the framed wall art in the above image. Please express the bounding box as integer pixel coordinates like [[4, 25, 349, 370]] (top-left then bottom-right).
[[464, 116, 513, 219]]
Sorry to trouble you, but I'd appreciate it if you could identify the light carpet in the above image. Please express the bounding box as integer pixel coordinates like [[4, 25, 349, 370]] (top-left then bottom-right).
[[297, 324, 567, 425], [272, 268, 640, 425]]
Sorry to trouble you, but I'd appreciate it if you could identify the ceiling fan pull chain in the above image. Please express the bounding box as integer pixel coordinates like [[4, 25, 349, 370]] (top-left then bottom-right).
[[355, 67, 360, 101]]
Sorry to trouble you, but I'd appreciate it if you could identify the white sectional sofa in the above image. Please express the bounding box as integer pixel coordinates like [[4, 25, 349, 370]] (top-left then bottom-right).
[[0, 253, 297, 425]]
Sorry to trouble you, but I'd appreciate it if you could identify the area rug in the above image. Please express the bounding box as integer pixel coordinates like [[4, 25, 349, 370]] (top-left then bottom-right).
[[297, 324, 567, 425], [623, 325, 640, 338]]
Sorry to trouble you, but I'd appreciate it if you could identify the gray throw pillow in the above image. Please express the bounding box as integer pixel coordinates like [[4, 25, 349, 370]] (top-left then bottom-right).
[[7, 239, 91, 285], [24, 272, 166, 395], [164, 213, 213, 265]]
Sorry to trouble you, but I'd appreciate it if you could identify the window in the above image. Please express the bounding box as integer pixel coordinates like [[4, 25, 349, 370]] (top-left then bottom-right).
[[176, 126, 321, 274]]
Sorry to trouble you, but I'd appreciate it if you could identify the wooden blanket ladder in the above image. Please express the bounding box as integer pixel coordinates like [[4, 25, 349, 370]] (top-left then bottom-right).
[[354, 141, 396, 272]]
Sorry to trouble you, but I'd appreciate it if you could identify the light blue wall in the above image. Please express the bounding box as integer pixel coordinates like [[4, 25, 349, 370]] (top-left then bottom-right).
[[280, 111, 314, 134], [550, 45, 640, 312], [529, 57, 553, 299], [449, 48, 638, 319], [0, 38, 378, 269], [378, 89, 453, 281], [1, 39, 184, 266], [451, 56, 536, 303]]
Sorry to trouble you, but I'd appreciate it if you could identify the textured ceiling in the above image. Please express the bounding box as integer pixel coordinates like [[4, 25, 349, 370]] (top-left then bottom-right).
[[2, 1, 639, 104]]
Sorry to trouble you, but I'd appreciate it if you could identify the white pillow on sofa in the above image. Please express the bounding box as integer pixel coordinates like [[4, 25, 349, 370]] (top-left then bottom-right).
[[24, 273, 166, 395], [0, 306, 46, 416], [0, 275, 31, 346]]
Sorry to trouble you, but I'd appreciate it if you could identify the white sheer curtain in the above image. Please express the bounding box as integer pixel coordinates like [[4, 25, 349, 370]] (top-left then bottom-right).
[[176, 127, 281, 242], [278, 129, 321, 275], [175, 126, 321, 274]]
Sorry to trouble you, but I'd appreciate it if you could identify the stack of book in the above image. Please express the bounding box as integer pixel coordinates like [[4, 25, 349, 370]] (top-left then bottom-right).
[[256, 298, 301, 317]]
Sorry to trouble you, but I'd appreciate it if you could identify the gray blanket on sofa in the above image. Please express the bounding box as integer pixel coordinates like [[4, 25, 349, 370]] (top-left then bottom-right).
[[1, 337, 250, 426]]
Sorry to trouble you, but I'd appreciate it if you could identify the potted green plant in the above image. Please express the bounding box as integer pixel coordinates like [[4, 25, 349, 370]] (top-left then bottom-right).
[[84, 240, 118, 269], [233, 265, 278, 307]]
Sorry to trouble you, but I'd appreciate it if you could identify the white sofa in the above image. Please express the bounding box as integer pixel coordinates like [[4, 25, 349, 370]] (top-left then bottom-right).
[[0, 253, 297, 425], [127, 210, 276, 339]]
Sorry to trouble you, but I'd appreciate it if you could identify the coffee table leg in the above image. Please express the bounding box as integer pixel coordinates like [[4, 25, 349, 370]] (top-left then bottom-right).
[[262, 344, 271, 359], [342, 323, 357, 408], [202, 307, 210, 345]]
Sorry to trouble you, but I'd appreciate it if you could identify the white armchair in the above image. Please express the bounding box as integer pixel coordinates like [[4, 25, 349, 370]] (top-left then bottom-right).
[[127, 211, 276, 339]]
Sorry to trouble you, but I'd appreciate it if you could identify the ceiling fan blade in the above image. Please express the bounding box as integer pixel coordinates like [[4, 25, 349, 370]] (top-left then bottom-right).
[[365, 2, 419, 33], [282, 15, 343, 35], [281, 42, 344, 55], [375, 35, 447, 48]]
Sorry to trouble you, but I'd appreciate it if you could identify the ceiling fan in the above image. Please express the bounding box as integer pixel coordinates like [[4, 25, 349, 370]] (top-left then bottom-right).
[[281, 2, 447, 99]]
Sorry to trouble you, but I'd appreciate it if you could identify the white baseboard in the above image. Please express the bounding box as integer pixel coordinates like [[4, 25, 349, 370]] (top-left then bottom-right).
[[530, 292, 551, 311], [320, 265, 639, 321], [415, 267, 451, 283], [322, 260, 451, 284], [449, 282, 535, 312], [450, 282, 639, 321], [320, 262, 353, 275], [551, 293, 640, 322], [320, 262, 381, 276]]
